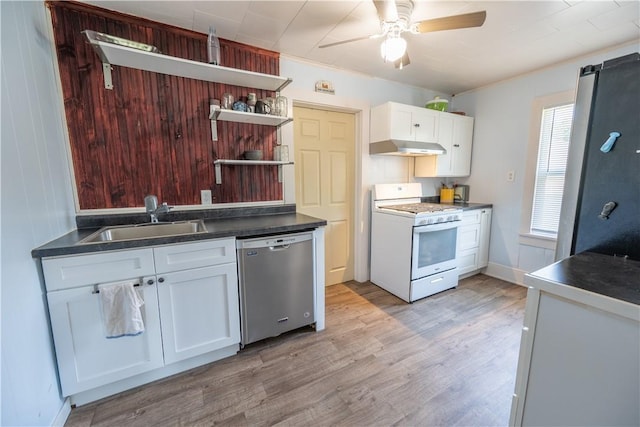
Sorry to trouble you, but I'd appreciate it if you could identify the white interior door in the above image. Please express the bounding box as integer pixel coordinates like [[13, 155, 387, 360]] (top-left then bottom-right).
[[293, 106, 355, 286]]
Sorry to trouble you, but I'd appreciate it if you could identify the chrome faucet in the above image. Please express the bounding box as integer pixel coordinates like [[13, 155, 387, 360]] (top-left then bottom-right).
[[144, 195, 171, 223]]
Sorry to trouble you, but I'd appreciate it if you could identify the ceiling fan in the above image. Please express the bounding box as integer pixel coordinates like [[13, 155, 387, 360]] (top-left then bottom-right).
[[319, 0, 486, 69]]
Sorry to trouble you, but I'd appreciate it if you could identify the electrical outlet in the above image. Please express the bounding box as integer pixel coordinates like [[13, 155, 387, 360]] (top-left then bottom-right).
[[200, 189, 212, 205], [507, 170, 515, 182]]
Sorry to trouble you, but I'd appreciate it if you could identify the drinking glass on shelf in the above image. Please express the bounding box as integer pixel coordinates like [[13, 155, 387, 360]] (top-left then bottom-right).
[[275, 96, 288, 117], [222, 92, 234, 109]]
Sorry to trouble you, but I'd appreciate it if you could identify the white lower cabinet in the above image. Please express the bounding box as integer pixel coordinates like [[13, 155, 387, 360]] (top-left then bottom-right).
[[47, 278, 164, 396], [158, 263, 239, 364], [456, 208, 492, 276], [43, 238, 240, 402], [511, 282, 639, 426]]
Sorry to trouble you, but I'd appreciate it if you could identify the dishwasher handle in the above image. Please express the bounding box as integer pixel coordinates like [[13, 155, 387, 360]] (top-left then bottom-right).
[[270, 244, 291, 251], [237, 231, 313, 250]]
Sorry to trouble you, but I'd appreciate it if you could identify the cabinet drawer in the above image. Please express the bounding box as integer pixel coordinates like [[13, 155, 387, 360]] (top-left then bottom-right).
[[461, 210, 482, 225], [154, 238, 236, 273], [458, 224, 481, 251], [457, 248, 479, 276], [43, 249, 155, 291]]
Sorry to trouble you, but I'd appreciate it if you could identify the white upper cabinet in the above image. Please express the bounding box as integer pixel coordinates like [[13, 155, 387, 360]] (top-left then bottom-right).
[[370, 101, 475, 177], [371, 102, 439, 143], [415, 113, 474, 177]]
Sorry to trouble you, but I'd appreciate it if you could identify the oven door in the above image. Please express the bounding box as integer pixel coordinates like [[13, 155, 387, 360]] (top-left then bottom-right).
[[411, 222, 459, 280]]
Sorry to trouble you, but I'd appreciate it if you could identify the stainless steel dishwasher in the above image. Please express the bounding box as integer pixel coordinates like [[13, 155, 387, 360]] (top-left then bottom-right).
[[236, 231, 315, 346]]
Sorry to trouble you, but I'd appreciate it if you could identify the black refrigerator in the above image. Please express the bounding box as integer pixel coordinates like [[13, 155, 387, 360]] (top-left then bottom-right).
[[556, 52, 640, 261]]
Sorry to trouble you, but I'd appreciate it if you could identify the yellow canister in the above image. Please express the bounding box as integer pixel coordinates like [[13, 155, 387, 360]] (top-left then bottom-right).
[[440, 188, 454, 203]]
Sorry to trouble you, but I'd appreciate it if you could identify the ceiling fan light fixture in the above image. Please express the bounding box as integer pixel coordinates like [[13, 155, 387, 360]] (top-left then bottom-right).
[[380, 36, 406, 62]]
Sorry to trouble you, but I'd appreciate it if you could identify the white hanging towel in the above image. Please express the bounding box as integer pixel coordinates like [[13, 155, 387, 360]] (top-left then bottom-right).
[[98, 280, 145, 338]]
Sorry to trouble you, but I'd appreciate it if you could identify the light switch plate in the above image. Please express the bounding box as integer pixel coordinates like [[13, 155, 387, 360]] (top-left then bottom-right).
[[200, 189, 212, 204], [507, 170, 515, 182]]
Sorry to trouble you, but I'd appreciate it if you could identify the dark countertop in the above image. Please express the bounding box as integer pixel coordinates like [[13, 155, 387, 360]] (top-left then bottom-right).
[[528, 252, 640, 306], [444, 202, 493, 211], [32, 208, 326, 258]]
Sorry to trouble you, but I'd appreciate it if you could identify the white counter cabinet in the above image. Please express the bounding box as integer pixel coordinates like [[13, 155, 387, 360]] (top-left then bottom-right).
[[158, 263, 239, 364], [456, 208, 491, 277], [510, 253, 640, 426], [47, 277, 164, 397], [42, 238, 240, 405]]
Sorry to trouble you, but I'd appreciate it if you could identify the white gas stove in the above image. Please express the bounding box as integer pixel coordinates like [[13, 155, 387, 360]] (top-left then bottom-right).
[[370, 183, 462, 302]]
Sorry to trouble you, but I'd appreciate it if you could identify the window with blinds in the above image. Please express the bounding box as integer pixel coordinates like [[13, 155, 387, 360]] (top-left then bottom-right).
[[530, 103, 574, 237]]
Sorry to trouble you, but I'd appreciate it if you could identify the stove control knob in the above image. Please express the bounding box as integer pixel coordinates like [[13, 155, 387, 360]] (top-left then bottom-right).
[[418, 219, 427, 225], [427, 218, 435, 224], [446, 215, 453, 222], [437, 217, 444, 223]]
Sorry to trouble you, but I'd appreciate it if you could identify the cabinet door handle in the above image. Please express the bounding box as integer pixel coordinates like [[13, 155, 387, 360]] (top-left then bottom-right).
[[147, 279, 155, 285], [93, 282, 140, 294], [453, 144, 460, 147], [158, 277, 165, 283], [414, 123, 420, 127]]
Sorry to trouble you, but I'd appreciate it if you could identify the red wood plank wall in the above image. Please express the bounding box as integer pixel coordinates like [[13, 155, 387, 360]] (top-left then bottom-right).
[[48, 1, 283, 209]]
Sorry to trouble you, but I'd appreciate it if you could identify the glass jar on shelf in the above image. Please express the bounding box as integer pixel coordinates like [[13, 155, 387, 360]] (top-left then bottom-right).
[[264, 97, 276, 115]]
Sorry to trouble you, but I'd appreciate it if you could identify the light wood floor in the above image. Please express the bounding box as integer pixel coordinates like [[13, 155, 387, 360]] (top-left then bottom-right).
[[65, 274, 527, 427]]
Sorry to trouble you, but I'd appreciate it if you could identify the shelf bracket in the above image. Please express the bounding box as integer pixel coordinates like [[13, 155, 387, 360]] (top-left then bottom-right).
[[209, 104, 219, 141], [102, 63, 114, 90], [275, 78, 293, 92], [215, 163, 222, 184]]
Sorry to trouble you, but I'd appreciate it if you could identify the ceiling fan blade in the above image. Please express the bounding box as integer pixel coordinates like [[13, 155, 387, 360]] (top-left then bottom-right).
[[415, 11, 486, 33], [394, 52, 410, 69], [319, 34, 382, 49], [373, 0, 398, 22]]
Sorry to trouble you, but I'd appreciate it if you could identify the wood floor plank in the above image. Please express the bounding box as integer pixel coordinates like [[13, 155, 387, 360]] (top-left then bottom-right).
[[65, 274, 527, 427]]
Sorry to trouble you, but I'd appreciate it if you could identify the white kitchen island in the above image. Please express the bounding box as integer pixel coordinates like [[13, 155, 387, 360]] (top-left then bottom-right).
[[510, 252, 640, 426]]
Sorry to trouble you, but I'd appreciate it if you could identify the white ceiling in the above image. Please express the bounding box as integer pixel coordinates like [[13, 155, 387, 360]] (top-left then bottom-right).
[[80, 0, 640, 94]]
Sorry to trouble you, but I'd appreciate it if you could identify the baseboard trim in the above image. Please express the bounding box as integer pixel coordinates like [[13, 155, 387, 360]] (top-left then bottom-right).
[[484, 262, 528, 287], [51, 398, 71, 427]]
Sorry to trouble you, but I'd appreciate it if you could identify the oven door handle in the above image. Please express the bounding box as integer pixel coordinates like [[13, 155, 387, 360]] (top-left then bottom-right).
[[413, 221, 460, 233]]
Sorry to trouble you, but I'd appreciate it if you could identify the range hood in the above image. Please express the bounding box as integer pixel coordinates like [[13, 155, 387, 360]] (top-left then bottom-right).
[[369, 139, 446, 156]]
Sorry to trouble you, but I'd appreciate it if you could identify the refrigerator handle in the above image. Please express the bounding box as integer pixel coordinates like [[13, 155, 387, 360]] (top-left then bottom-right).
[[598, 202, 617, 220], [600, 132, 620, 153]]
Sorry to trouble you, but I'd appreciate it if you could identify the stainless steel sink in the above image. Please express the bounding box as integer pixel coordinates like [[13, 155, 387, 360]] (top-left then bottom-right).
[[78, 220, 207, 244]]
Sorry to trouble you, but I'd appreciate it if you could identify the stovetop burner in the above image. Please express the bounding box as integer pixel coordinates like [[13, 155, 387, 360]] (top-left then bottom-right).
[[382, 203, 459, 215]]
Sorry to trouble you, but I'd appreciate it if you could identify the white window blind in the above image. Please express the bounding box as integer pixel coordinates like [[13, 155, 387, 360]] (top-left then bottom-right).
[[531, 103, 574, 237]]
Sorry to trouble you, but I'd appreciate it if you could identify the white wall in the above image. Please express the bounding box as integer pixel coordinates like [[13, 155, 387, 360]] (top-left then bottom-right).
[[279, 56, 448, 282], [1, 1, 76, 425], [451, 41, 639, 284]]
